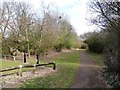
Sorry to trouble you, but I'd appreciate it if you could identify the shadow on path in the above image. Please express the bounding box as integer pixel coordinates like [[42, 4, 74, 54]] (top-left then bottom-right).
[[71, 50, 107, 88]]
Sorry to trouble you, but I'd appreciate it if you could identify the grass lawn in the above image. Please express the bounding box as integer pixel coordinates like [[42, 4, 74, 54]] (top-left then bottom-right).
[[0, 56, 45, 75], [17, 50, 80, 88], [0, 56, 39, 69], [0, 60, 23, 68]]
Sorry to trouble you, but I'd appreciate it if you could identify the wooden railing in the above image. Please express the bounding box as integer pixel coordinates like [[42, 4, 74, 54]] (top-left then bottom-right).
[[0, 62, 56, 77]]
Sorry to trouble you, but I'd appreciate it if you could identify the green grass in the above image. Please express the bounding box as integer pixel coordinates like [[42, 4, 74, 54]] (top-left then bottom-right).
[[17, 50, 80, 88], [0, 60, 23, 68], [0, 56, 47, 69], [0, 56, 40, 69], [88, 51, 104, 66], [0, 57, 45, 75]]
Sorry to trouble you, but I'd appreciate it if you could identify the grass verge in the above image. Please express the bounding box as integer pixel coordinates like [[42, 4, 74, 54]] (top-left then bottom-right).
[[87, 51, 104, 66], [17, 50, 80, 88]]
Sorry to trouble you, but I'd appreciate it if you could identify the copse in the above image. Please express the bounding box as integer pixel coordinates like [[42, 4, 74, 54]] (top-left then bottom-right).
[[0, 1, 79, 57]]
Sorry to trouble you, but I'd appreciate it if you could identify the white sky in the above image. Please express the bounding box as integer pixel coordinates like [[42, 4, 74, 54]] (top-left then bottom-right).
[[1, 0, 97, 35], [29, 0, 97, 35]]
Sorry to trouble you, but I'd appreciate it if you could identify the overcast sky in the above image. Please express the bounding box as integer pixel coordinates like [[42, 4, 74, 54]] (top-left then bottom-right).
[[2, 0, 97, 35], [29, 0, 97, 35]]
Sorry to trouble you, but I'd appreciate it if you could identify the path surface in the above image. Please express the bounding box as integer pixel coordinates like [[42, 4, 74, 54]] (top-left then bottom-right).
[[71, 50, 107, 88]]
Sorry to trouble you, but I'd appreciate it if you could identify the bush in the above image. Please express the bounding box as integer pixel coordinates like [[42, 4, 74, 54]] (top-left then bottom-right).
[[54, 44, 63, 52], [84, 32, 105, 53], [102, 68, 120, 88], [80, 43, 87, 49], [102, 30, 120, 88], [2, 42, 10, 55]]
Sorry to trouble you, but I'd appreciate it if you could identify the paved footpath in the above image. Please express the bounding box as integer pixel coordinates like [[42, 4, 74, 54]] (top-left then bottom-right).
[[71, 50, 107, 88]]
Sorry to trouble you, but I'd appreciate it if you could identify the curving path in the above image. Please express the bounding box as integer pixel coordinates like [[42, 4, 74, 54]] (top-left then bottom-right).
[[71, 50, 107, 88]]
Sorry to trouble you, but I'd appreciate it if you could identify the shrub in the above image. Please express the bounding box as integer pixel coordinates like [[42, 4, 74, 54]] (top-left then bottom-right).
[[102, 30, 120, 88], [80, 43, 87, 49], [54, 44, 63, 52], [84, 32, 105, 53]]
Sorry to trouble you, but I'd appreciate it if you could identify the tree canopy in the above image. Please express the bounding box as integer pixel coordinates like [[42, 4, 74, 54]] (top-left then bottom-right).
[[0, 1, 80, 56]]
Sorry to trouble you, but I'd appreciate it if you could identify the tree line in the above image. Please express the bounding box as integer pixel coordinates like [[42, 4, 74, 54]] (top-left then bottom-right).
[[0, 1, 80, 57], [80, 1, 120, 88]]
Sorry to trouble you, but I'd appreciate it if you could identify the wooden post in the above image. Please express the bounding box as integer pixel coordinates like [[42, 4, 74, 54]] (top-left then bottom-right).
[[32, 64, 36, 74], [53, 62, 56, 70], [13, 56, 16, 61], [36, 54, 39, 64], [4, 55, 6, 59], [24, 49, 26, 63], [19, 65, 22, 77]]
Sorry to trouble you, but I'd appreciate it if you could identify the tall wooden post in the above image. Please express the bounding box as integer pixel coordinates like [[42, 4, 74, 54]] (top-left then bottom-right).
[[24, 49, 26, 63], [36, 53, 39, 64]]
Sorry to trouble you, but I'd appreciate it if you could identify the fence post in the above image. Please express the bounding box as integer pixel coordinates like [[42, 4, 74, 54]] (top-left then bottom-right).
[[53, 62, 56, 70], [32, 64, 36, 74], [36, 54, 39, 64], [4, 55, 6, 59], [19, 65, 22, 77], [13, 56, 16, 61], [24, 49, 26, 63]]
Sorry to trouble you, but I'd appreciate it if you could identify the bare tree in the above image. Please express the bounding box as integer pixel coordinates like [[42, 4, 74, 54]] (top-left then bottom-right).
[[89, 1, 120, 87], [0, 1, 34, 56]]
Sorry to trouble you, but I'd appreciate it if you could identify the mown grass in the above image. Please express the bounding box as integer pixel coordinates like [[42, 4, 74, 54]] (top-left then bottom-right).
[[17, 50, 80, 88], [0, 56, 48, 69], [0, 57, 45, 75], [0, 60, 23, 68]]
